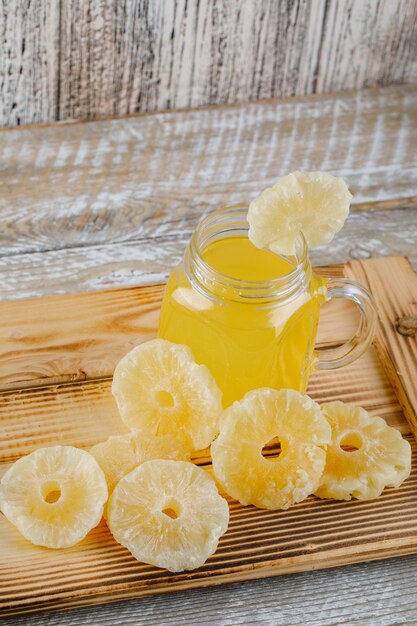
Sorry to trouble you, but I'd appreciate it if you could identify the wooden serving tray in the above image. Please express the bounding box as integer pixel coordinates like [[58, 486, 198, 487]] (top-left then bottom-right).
[[1, 256, 417, 617]]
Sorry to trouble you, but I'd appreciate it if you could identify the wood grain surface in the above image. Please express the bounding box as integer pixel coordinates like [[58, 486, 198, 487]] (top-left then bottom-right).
[[1, 87, 417, 624], [346, 257, 417, 442], [2, 0, 417, 127], [1, 256, 417, 618], [0, 265, 355, 389], [0, 284, 165, 388], [3, 554, 417, 626], [1, 86, 416, 300]]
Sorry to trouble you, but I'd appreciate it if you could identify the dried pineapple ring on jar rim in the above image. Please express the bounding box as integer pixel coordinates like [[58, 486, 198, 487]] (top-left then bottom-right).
[[107, 460, 229, 572], [211, 388, 331, 510], [315, 401, 411, 501], [0, 446, 108, 548], [247, 171, 352, 256]]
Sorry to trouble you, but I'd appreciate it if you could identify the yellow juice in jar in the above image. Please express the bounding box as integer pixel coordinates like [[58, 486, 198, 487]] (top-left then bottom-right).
[[158, 234, 327, 407]]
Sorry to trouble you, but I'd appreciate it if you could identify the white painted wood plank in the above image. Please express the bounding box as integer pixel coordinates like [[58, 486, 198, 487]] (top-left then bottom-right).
[[2, 0, 417, 127], [0, 0, 60, 127], [316, 0, 417, 93], [1, 86, 416, 259], [0, 207, 415, 301]]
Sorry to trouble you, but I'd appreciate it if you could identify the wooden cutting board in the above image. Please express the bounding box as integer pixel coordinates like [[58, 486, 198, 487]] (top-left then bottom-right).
[[1, 255, 416, 617]]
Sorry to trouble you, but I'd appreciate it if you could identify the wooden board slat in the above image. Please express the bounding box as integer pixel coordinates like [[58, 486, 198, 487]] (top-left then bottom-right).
[[346, 256, 417, 441], [0, 284, 165, 389], [0, 265, 348, 390], [0, 256, 417, 616]]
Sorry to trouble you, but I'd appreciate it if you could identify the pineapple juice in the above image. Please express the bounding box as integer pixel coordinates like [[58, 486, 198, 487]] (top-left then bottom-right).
[[158, 232, 326, 407]]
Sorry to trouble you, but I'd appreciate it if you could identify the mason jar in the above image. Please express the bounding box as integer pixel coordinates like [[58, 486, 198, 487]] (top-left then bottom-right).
[[158, 206, 377, 407]]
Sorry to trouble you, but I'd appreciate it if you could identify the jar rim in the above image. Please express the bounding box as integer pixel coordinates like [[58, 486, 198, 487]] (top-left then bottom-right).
[[185, 205, 311, 304]]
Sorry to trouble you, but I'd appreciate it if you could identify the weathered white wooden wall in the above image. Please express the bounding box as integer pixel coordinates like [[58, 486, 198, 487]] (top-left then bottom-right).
[[1, 0, 417, 127]]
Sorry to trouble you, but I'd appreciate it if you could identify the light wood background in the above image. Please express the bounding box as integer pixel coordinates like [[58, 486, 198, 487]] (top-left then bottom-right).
[[1, 0, 417, 127], [0, 84, 417, 624], [1, 85, 416, 301]]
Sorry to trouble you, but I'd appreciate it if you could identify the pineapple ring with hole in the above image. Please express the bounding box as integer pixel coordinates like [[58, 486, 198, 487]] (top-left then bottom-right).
[[111, 339, 223, 452], [90, 432, 190, 495], [211, 388, 331, 510], [107, 459, 229, 572], [0, 446, 108, 548], [315, 401, 411, 501], [247, 170, 352, 256]]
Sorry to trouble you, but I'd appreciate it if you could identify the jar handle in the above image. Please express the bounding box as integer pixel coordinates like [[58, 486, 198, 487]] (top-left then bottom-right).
[[315, 278, 377, 370]]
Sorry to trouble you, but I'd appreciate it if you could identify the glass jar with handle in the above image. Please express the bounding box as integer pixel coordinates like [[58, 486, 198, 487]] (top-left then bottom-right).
[[158, 206, 377, 407]]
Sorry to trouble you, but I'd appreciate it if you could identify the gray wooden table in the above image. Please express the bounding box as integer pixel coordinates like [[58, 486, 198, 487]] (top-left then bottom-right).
[[1, 85, 417, 625]]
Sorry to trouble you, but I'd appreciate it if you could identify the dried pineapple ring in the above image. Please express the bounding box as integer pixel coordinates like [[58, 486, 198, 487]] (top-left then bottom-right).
[[211, 388, 331, 510], [248, 171, 352, 256], [315, 401, 411, 501], [0, 446, 108, 548], [112, 339, 223, 451], [107, 460, 229, 572], [90, 432, 190, 495]]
